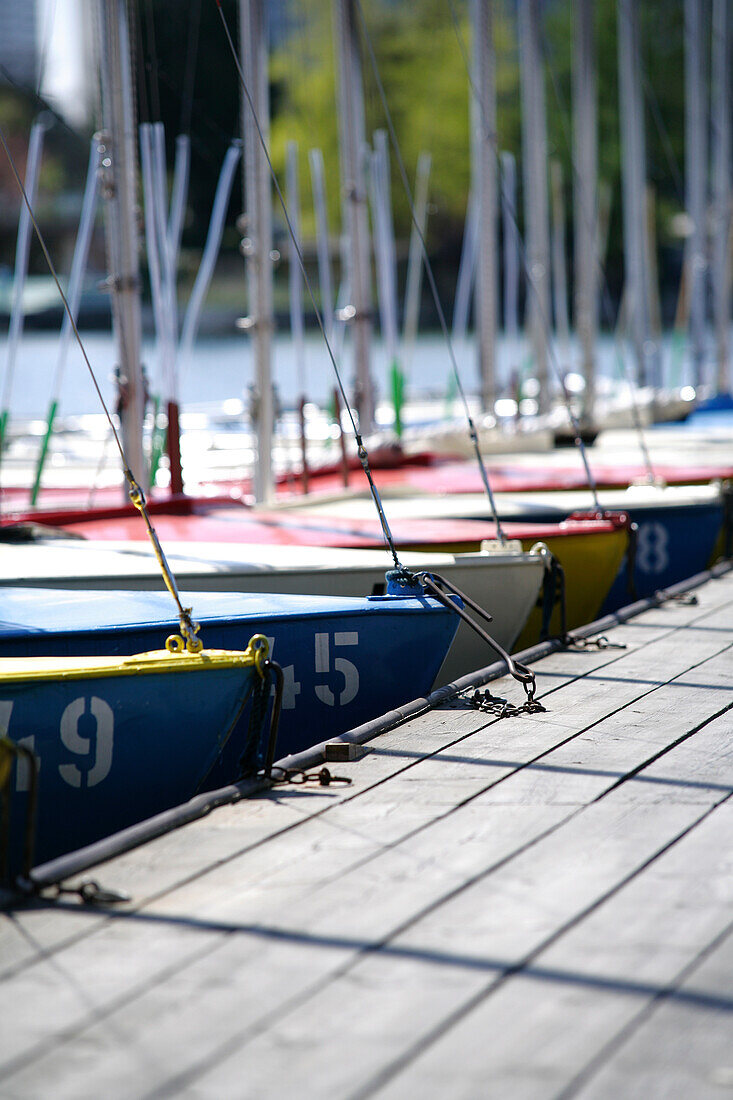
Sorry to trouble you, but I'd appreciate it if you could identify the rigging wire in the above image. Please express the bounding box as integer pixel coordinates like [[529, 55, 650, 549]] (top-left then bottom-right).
[[442, 0, 602, 507], [213, 0, 405, 572], [0, 121, 201, 650], [352, 0, 510, 540]]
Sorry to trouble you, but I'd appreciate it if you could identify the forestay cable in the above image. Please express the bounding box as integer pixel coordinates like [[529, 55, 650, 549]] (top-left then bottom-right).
[[214, 0, 405, 571]]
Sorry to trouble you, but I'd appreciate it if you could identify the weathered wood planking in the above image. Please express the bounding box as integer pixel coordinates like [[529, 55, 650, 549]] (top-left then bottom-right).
[[190, 693, 732, 1100], [570, 897, 733, 1100], [0, 568, 732, 1099], [0, 606, 683, 971], [5, 593, 724, 975], [374, 795, 733, 1100]]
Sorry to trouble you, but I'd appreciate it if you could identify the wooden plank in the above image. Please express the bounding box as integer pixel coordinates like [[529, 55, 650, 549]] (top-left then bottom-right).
[[1, 629, 726, 1091], [0, 796, 312, 980], [0, 572, 726, 1095], [177, 712, 733, 1098], [166, 655, 732, 1092], [369, 806, 733, 1100], [572, 889, 733, 1099], [116, 756, 733, 1096], [0, 918, 48, 977], [3, 572, 723, 970]]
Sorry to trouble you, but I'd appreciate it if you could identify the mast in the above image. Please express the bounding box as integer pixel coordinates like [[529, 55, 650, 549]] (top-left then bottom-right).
[[471, 0, 497, 412], [402, 151, 431, 377], [309, 148, 335, 343], [333, 0, 374, 430], [371, 131, 402, 434], [550, 159, 570, 360], [501, 151, 519, 343], [685, 0, 709, 390], [240, 0, 274, 503], [96, 0, 146, 489], [617, 0, 651, 387], [711, 0, 729, 394], [572, 0, 597, 424], [518, 0, 551, 413]]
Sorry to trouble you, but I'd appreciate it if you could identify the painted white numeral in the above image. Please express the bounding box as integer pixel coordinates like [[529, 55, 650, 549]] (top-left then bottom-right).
[[0, 701, 31, 792], [314, 631, 359, 707], [279, 665, 301, 710], [265, 636, 301, 710], [636, 521, 669, 575], [58, 697, 114, 789], [0, 700, 13, 738]]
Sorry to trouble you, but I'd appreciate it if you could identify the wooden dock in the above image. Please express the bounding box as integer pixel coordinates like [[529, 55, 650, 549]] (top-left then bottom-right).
[[2, 564, 733, 1098]]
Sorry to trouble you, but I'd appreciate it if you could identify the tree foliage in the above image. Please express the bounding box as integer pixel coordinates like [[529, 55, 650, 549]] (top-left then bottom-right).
[[142, 0, 689, 305]]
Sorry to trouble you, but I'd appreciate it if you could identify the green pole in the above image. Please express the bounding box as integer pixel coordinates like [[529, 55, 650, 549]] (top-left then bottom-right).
[[30, 400, 58, 506], [325, 391, 337, 450], [390, 359, 404, 438], [443, 372, 457, 421], [668, 330, 686, 390], [148, 394, 164, 484]]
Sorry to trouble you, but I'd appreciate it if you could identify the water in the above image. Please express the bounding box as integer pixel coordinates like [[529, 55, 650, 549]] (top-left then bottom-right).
[[0, 326, 725, 424]]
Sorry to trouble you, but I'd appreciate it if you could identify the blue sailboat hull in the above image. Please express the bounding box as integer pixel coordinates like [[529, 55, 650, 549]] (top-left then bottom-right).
[[2, 656, 258, 871], [599, 499, 724, 612], [0, 588, 458, 766]]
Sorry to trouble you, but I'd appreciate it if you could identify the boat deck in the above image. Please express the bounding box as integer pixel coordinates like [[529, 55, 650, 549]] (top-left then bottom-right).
[[2, 564, 733, 1098]]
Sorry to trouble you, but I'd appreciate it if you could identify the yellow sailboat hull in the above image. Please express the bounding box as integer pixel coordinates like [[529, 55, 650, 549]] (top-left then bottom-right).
[[514, 525, 629, 650]]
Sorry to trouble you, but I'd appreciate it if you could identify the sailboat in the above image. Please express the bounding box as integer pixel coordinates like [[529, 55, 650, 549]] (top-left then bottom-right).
[[0, 495, 628, 645], [0, 636, 267, 876], [0, 0, 465, 885], [282, 479, 726, 609], [0, 0, 556, 679]]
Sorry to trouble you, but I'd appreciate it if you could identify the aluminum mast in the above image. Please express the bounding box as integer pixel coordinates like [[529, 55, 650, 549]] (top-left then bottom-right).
[[333, 0, 374, 430], [572, 0, 598, 425], [684, 0, 709, 390], [96, 0, 146, 490], [518, 0, 551, 413], [711, 0, 729, 394], [617, 0, 652, 387], [240, 0, 274, 503], [471, 0, 498, 412]]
